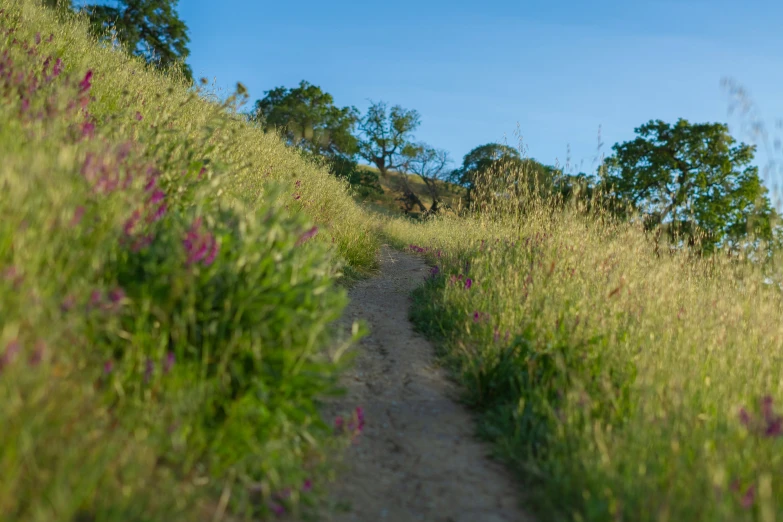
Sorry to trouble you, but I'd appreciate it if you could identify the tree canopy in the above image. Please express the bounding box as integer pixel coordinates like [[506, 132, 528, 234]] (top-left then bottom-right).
[[357, 101, 420, 178], [450, 143, 521, 190], [82, 0, 192, 81], [603, 118, 777, 251], [252, 80, 360, 158], [401, 144, 451, 214], [450, 143, 558, 206], [251, 81, 381, 197]]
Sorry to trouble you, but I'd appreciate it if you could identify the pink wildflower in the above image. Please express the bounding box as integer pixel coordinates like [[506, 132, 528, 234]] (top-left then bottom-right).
[[123, 210, 141, 236], [296, 226, 318, 246], [108, 287, 125, 304], [0, 340, 20, 371], [147, 203, 167, 223], [81, 120, 95, 139], [78, 70, 92, 93], [741, 485, 755, 509], [70, 206, 85, 227], [150, 189, 165, 204], [29, 341, 45, 366], [163, 352, 175, 374]]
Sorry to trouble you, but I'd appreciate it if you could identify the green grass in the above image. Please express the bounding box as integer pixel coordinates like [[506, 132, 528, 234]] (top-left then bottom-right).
[[0, 1, 376, 520], [8, 0, 783, 520], [383, 181, 783, 521]]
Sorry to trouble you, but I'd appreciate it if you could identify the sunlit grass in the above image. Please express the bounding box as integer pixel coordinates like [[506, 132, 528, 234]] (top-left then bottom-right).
[[0, 1, 376, 520], [383, 157, 783, 521]]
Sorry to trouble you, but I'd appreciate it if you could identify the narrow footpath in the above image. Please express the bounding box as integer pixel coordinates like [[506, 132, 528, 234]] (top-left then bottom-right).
[[320, 246, 531, 522]]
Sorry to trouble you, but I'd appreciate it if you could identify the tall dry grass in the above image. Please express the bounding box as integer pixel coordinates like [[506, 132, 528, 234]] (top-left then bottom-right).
[[384, 141, 783, 521]]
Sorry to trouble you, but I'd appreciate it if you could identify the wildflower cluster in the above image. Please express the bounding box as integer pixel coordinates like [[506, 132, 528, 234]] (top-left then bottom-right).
[[0, 4, 368, 521], [739, 395, 783, 438]]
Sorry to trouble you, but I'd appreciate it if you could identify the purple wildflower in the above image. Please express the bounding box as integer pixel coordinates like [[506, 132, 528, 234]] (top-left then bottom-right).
[[741, 485, 755, 509], [464, 278, 473, 289], [34, 32, 41, 45], [61, 294, 76, 312], [123, 210, 140, 236], [473, 311, 481, 323], [29, 341, 45, 366], [429, 265, 440, 278], [184, 218, 218, 265], [115, 141, 132, 162], [52, 58, 62, 77], [296, 226, 318, 246], [144, 175, 157, 192], [108, 287, 125, 304], [147, 203, 167, 223], [356, 406, 365, 432], [81, 120, 95, 138], [78, 70, 92, 93], [104, 360, 114, 375], [302, 479, 312, 492], [0, 340, 20, 371], [134, 111, 143, 121], [150, 189, 165, 204], [71, 206, 85, 227], [3, 266, 22, 288], [766, 418, 782, 437], [163, 352, 175, 374], [739, 408, 751, 426], [144, 358, 154, 382], [89, 289, 103, 308], [269, 503, 285, 516]]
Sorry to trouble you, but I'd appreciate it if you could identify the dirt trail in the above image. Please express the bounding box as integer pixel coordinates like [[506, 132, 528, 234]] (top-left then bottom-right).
[[320, 246, 531, 522]]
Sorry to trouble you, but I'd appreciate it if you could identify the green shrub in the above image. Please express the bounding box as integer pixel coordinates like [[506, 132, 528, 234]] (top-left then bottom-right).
[[0, 3, 370, 520]]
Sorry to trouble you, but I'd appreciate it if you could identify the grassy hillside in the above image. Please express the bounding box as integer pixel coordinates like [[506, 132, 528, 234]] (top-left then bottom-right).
[[382, 188, 783, 520], [357, 165, 467, 219], [0, 1, 376, 520], [8, 0, 783, 520]]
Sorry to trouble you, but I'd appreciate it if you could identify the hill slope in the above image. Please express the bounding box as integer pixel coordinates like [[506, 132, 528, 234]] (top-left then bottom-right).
[[0, 1, 378, 520]]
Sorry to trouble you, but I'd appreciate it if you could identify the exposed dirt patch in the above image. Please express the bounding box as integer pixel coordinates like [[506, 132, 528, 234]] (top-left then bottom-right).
[[319, 246, 532, 522]]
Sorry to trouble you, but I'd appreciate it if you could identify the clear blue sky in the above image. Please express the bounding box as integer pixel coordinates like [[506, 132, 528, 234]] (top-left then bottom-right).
[[178, 0, 783, 185]]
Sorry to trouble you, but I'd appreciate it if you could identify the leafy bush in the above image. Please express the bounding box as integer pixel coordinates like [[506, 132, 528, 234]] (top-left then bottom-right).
[[0, 3, 371, 520]]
